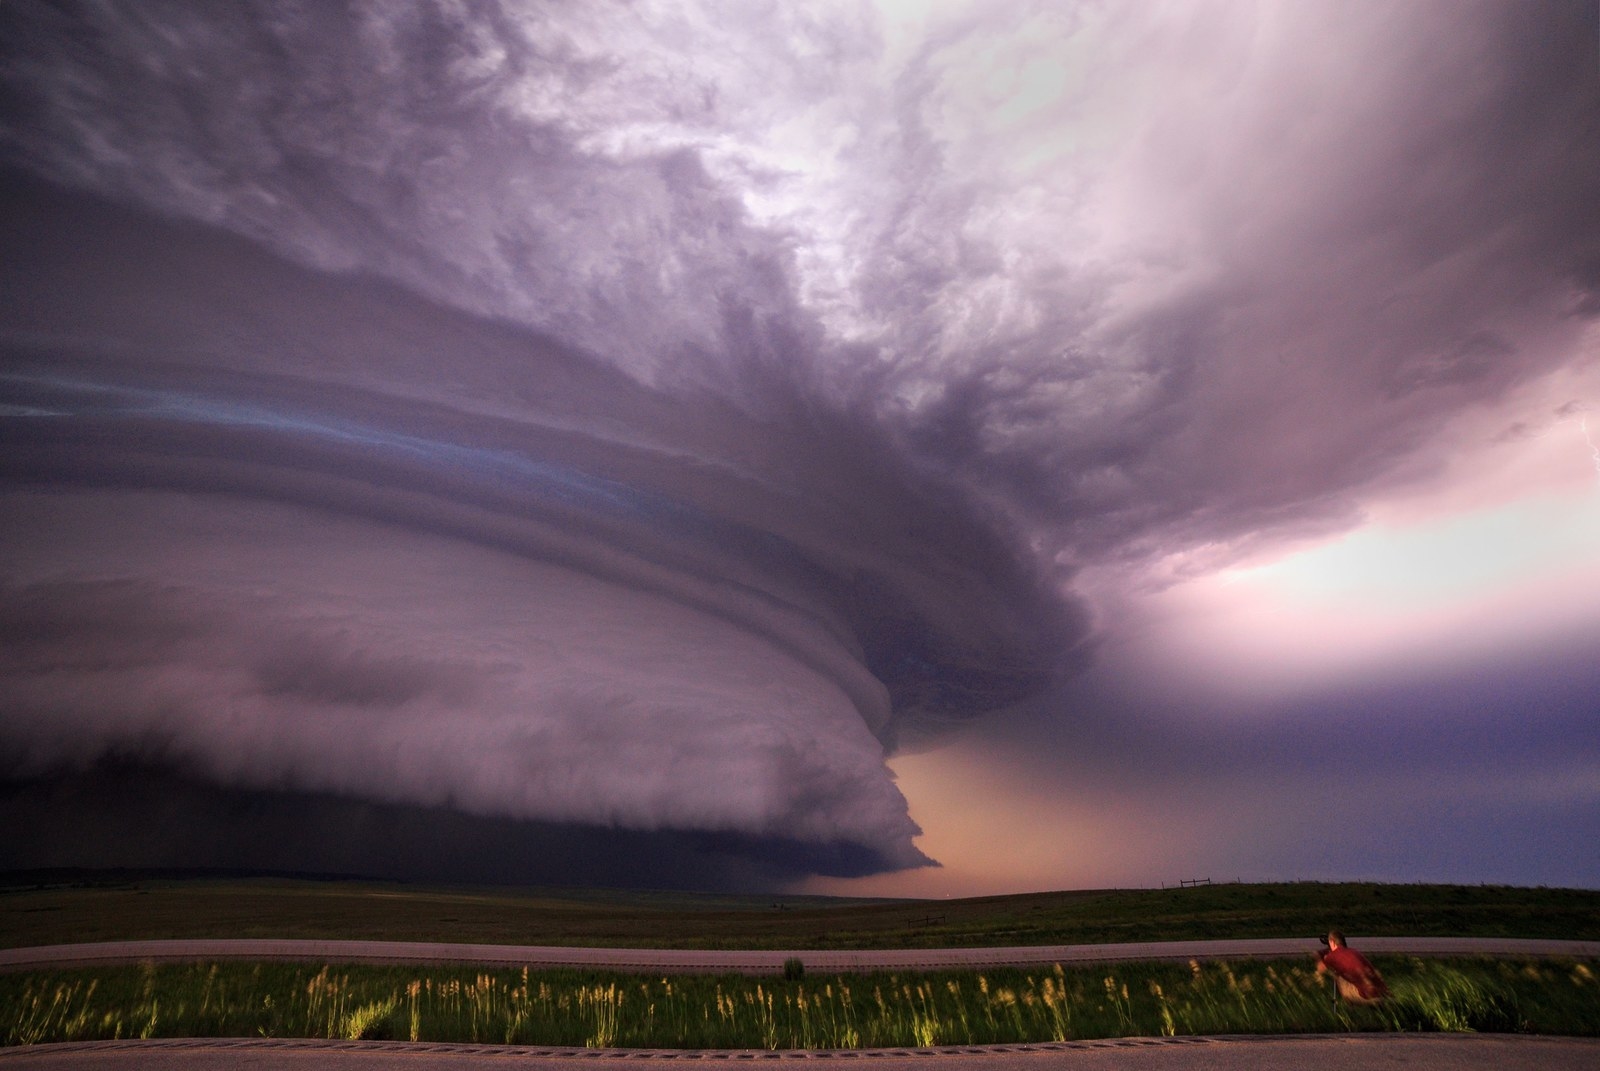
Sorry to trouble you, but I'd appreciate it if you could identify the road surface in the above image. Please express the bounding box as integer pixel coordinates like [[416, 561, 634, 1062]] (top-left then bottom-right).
[[3, 1035, 1598, 1070], [3, 936, 1595, 973]]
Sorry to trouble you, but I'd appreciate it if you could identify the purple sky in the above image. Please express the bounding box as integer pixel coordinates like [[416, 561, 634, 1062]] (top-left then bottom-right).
[[2, 1, 1598, 894]]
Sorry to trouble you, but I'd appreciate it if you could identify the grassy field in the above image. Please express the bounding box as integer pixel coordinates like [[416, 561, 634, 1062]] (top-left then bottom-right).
[[5, 956, 1596, 1048], [4, 874, 1598, 951]]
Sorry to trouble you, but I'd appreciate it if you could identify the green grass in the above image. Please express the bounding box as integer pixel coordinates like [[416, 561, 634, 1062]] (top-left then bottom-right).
[[4, 957, 1596, 1049], [5, 877, 1598, 950]]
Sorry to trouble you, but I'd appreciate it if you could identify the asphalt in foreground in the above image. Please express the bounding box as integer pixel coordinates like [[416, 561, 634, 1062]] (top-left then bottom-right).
[[3, 1035, 1598, 1071]]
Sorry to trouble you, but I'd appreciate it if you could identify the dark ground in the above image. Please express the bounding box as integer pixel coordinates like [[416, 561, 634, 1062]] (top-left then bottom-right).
[[4, 872, 1596, 950]]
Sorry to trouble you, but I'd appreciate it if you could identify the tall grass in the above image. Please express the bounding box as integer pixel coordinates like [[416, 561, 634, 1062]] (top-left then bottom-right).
[[3, 957, 1595, 1049]]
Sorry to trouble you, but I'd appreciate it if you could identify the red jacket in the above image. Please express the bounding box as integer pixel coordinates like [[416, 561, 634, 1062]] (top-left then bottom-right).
[[1318, 946, 1389, 1000]]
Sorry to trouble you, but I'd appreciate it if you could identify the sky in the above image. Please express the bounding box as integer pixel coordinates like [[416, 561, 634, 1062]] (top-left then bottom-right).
[[1, 0, 1597, 895]]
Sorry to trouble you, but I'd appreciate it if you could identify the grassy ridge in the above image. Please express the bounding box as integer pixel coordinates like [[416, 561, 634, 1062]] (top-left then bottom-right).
[[6, 957, 1597, 1048], [4, 877, 1598, 950]]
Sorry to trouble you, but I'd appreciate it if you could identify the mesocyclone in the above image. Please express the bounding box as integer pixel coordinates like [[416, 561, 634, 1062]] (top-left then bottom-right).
[[1, 0, 1595, 884]]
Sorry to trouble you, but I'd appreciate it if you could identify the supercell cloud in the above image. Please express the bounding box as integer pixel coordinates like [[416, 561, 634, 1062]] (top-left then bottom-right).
[[1, 1, 1597, 888]]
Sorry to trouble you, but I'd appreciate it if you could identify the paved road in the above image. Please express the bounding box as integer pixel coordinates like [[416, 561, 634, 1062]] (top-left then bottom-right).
[[3, 1035, 1598, 1070], [1, 936, 1595, 974]]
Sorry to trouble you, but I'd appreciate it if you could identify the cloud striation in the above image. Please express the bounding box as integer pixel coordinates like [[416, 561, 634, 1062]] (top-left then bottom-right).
[[1, 0, 1596, 887]]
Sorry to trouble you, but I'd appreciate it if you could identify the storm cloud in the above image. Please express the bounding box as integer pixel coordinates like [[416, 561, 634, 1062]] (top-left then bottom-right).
[[2, 1, 1597, 888]]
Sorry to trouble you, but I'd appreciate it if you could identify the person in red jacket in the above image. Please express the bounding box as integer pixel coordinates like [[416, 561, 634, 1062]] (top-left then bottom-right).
[[1316, 930, 1389, 1003]]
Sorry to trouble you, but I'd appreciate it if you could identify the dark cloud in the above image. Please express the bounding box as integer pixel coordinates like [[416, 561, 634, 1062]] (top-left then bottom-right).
[[0, 169, 1082, 731], [0, 761, 903, 890], [1, 1, 1597, 888], [0, 168, 1076, 873]]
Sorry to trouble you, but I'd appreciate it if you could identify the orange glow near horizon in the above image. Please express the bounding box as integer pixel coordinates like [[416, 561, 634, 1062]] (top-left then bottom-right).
[[799, 748, 1209, 899]]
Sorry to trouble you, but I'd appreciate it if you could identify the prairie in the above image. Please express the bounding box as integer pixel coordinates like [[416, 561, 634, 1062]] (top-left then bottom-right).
[[5, 956, 1596, 1048], [5, 873, 1598, 950]]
